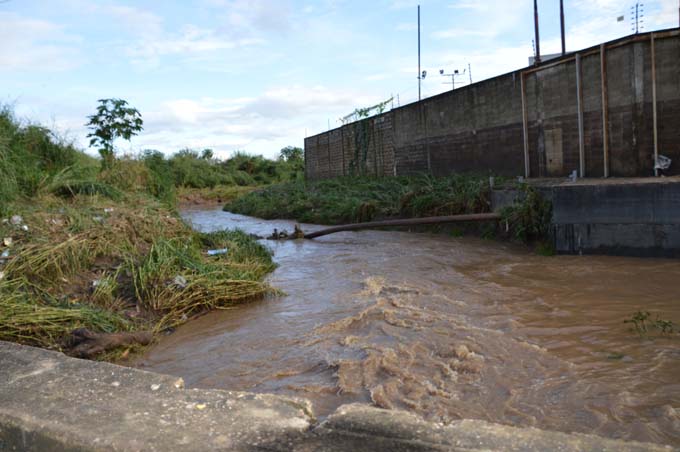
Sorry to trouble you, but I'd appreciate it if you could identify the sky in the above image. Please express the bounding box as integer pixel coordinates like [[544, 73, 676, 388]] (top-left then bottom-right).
[[1, 0, 678, 160]]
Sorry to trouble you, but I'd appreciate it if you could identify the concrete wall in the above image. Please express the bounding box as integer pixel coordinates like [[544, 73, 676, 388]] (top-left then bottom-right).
[[0, 341, 670, 451], [550, 179, 680, 257], [305, 29, 680, 180]]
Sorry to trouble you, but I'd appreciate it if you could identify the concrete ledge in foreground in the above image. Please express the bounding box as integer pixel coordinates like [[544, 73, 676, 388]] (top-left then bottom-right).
[[0, 341, 672, 451]]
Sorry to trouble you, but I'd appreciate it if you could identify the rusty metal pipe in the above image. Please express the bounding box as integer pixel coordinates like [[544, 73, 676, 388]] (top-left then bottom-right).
[[304, 213, 502, 239]]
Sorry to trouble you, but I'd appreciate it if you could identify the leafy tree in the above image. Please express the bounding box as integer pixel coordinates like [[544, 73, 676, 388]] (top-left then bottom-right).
[[86, 98, 143, 168], [201, 148, 214, 160], [278, 146, 303, 162]]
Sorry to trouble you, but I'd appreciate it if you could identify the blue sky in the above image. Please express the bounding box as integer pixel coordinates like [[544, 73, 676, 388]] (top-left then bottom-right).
[[1, 0, 677, 159]]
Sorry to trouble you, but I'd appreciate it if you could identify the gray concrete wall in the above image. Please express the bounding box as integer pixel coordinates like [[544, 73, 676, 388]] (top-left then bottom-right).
[[305, 29, 680, 180], [0, 341, 672, 451], [549, 179, 680, 257], [491, 179, 680, 257]]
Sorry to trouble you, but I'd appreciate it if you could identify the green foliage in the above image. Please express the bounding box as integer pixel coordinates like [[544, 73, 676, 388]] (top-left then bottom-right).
[[624, 311, 677, 337], [85, 98, 143, 168], [278, 146, 303, 162], [500, 184, 553, 243], [225, 174, 494, 225], [0, 105, 88, 215]]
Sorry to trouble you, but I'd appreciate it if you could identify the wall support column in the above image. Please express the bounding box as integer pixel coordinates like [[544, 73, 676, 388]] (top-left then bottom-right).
[[520, 72, 530, 178], [600, 44, 610, 178], [575, 53, 585, 178], [651, 33, 659, 176]]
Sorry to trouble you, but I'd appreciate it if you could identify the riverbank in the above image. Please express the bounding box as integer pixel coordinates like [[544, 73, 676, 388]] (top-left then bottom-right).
[[224, 175, 551, 247], [0, 192, 275, 361], [0, 107, 277, 360]]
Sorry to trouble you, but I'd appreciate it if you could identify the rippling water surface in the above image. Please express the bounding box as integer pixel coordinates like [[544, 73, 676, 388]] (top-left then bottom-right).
[[137, 207, 680, 446]]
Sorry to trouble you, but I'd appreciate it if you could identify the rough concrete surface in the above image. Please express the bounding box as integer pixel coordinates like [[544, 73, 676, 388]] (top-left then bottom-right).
[[0, 341, 674, 451]]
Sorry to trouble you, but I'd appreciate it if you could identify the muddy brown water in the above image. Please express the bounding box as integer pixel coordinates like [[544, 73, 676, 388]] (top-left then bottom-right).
[[137, 208, 680, 447]]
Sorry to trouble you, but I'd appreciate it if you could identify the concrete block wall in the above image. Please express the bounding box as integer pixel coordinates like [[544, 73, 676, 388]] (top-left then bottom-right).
[[305, 29, 680, 180]]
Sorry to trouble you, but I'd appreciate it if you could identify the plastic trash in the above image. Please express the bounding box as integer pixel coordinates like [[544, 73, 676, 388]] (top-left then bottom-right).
[[1, 249, 10, 260], [20, 225, 28, 232], [104, 208, 114, 213], [655, 155, 672, 171], [10, 215, 22, 225], [3, 237, 12, 247], [569, 170, 578, 182], [207, 248, 228, 256], [0, 271, 4, 281], [93, 216, 104, 223], [173, 275, 187, 288]]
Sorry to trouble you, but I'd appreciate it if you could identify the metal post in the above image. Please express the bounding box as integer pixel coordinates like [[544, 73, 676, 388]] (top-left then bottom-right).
[[418, 5, 421, 101], [534, 0, 541, 64], [468, 63, 472, 84], [576, 53, 585, 178], [520, 72, 530, 178], [560, 0, 566, 56], [651, 33, 659, 176], [600, 44, 609, 178]]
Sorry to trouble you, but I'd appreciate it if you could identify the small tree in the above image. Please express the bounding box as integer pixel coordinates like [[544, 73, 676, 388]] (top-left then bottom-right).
[[278, 146, 303, 162], [86, 98, 143, 168]]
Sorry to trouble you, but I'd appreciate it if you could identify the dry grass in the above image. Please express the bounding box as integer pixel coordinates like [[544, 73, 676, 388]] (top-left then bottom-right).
[[0, 192, 276, 359]]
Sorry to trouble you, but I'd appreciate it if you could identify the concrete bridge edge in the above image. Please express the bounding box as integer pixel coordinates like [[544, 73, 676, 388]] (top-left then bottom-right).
[[0, 341, 672, 451]]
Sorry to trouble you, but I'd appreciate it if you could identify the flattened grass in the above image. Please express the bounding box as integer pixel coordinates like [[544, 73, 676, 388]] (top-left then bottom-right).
[[0, 194, 275, 357]]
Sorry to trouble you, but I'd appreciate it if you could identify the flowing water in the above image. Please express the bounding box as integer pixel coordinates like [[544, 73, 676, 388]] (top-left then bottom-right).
[[138, 207, 680, 447]]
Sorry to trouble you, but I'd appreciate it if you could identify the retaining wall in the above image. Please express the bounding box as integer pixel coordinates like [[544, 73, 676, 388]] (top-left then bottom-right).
[[305, 29, 680, 180]]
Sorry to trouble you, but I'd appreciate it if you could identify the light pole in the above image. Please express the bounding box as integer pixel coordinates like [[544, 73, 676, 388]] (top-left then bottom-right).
[[418, 5, 422, 101], [440, 68, 466, 91], [560, 0, 566, 55], [534, 0, 541, 64]]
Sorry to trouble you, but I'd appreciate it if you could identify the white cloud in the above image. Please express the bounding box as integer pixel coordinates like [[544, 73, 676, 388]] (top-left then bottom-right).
[[0, 12, 83, 71]]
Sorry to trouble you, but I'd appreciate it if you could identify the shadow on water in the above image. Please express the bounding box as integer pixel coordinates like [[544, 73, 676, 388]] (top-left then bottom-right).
[[137, 207, 680, 447]]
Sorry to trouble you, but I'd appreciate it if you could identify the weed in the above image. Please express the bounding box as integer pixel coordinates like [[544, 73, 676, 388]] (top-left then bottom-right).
[[500, 184, 552, 243], [624, 310, 676, 337], [225, 174, 495, 225]]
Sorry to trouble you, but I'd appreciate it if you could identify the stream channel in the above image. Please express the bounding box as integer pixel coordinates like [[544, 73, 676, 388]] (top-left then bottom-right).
[[138, 207, 680, 447]]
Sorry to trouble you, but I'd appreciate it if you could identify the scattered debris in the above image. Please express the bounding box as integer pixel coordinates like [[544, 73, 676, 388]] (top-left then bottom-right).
[[655, 155, 672, 175], [206, 248, 228, 256], [91, 279, 101, 288], [0, 271, 4, 281], [150, 384, 161, 391], [569, 170, 578, 182], [172, 275, 188, 288], [3, 237, 12, 247], [93, 216, 104, 223], [10, 215, 22, 225], [104, 208, 115, 213], [20, 225, 29, 232], [67, 328, 153, 358], [1, 249, 9, 260]]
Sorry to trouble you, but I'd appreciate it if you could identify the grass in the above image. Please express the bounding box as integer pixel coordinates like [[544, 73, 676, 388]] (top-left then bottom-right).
[[0, 106, 279, 360], [224, 174, 495, 225], [0, 194, 276, 356]]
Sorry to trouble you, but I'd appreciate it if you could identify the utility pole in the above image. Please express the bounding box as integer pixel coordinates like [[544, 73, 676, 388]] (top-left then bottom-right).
[[468, 63, 472, 84], [534, 0, 541, 64], [418, 5, 422, 101], [560, 0, 566, 56]]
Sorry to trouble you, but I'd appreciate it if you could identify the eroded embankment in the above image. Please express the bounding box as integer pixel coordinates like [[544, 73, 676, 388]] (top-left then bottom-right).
[[140, 209, 680, 448]]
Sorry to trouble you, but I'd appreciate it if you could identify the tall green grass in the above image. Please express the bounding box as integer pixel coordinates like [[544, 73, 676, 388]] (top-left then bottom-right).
[[224, 174, 494, 225]]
